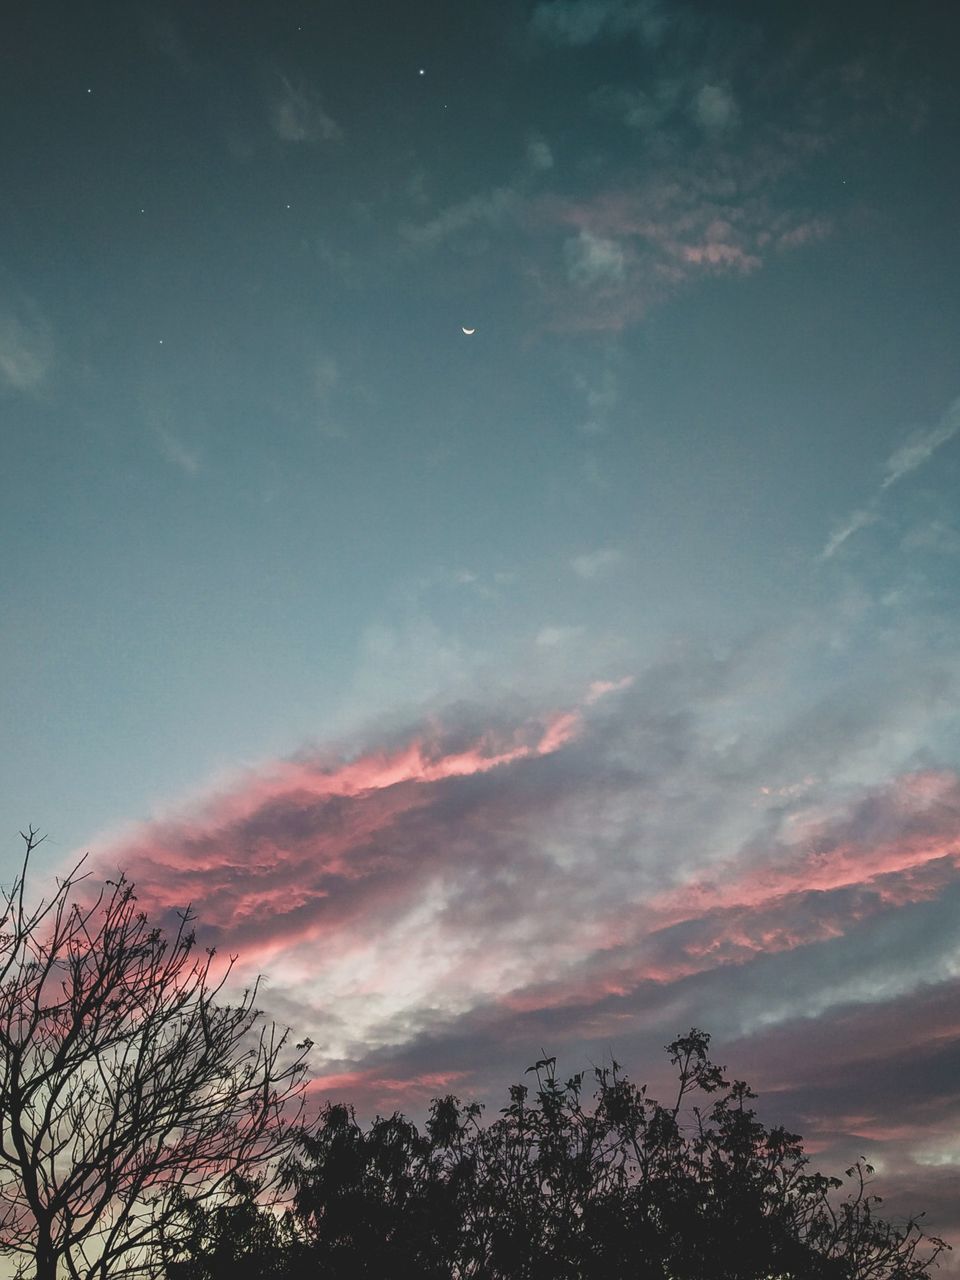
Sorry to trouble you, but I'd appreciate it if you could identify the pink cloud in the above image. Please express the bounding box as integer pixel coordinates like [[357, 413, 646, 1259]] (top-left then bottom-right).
[[71, 682, 960, 1261], [86, 708, 960, 1053], [524, 181, 832, 331], [84, 698, 603, 986]]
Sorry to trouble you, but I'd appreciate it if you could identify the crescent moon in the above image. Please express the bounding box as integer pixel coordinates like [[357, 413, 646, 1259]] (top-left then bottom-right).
[[461, 326, 476, 335]]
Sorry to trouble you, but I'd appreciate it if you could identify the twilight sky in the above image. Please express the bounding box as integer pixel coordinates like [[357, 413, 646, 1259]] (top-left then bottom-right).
[[3, 0, 960, 1260]]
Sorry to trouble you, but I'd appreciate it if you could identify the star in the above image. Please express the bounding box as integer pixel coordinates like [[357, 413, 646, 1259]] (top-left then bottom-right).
[[419, 68, 425, 76]]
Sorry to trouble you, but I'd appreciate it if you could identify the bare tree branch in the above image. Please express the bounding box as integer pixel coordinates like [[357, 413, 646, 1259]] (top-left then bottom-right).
[[0, 830, 312, 1280]]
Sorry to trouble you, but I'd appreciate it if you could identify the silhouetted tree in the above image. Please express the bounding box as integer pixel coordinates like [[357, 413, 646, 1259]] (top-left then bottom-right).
[[158, 1172, 298, 1280], [0, 828, 310, 1280], [162, 1030, 949, 1280]]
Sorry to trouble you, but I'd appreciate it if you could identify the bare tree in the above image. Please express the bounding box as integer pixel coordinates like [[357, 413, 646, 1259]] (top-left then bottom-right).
[[0, 828, 311, 1280]]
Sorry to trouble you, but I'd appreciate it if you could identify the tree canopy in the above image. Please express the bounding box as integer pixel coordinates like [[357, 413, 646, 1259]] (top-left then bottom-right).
[[162, 1032, 950, 1280]]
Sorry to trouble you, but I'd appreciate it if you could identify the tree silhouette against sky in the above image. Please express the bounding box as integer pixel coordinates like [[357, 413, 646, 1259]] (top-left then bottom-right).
[[0, 830, 308, 1280], [162, 1031, 950, 1280]]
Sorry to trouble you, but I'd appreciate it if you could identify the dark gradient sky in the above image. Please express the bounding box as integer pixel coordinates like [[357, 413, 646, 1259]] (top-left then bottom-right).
[[3, 0, 960, 1264]]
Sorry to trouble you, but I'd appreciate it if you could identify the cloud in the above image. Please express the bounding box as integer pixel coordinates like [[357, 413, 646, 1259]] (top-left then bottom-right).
[[269, 74, 342, 144], [400, 187, 517, 250], [902, 520, 960, 558], [820, 509, 877, 560], [154, 425, 201, 476], [520, 34, 911, 333], [139, 8, 197, 77], [570, 546, 624, 578], [820, 394, 960, 559], [881, 397, 960, 490], [398, 36, 866, 334], [313, 355, 338, 398], [309, 353, 348, 439], [589, 83, 679, 131], [574, 361, 620, 435], [530, 0, 666, 47], [74, 621, 960, 1249], [0, 299, 53, 393], [535, 624, 585, 647], [775, 217, 832, 250], [80, 627, 957, 1048], [563, 230, 626, 286], [530, 148, 833, 330], [527, 135, 555, 172], [692, 83, 739, 131]]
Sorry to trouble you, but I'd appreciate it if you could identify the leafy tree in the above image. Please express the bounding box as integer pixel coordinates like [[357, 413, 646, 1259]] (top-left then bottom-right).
[[158, 1173, 298, 1280], [0, 829, 310, 1280], [162, 1031, 950, 1280]]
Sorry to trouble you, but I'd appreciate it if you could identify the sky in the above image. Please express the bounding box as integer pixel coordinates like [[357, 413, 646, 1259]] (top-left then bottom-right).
[[2, 0, 960, 1262]]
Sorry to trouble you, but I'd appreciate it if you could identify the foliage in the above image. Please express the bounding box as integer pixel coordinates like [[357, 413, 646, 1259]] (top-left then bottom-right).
[[161, 1029, 950, 1280], [0, 829, 309, 1280]]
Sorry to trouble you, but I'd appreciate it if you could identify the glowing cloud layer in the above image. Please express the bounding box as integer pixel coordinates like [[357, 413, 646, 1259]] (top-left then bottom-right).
[[77, 649, 960, 1264]]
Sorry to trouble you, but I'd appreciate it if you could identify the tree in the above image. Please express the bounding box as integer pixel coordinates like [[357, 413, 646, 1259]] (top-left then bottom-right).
[[0, 828, 310, 1280], [163, 1031, 950, 1280]]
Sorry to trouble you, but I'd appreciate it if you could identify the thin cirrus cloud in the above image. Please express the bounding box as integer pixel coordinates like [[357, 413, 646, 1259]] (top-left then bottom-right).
[[154, 425, 201, 476], [0, 299, 53, 393], [400, 186, 519, 251], [570, 546, 624, 578], [881, 397, 960, 490], [821, 393, 960, 559], [269, 74, 342, 144]]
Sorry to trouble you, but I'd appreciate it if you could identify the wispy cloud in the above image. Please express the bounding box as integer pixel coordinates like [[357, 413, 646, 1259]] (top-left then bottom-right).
[[529, 146, 833, 330], [821, 395, 960, 559], [589, 82, 679, 132], [574, 359, 620, 435], [311, 353, 348, 439], [269, 74, 342, 144], [527, 134, 555, 172], [881, 398, 960, 490], [529, 0, 668, 48], [400, 187, 518, 250], [139, 7, 197, 77], [0, 299, 53, 393], [397, 35, 868, 334], [535, 624, 585, 647], [154, 425, 201, 476], [820, 509, 877, 560], [563, 230, 627, 287], [901, 520, 960, 558], [692, 82, 739, 131], [570, 546, 624, 578]]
